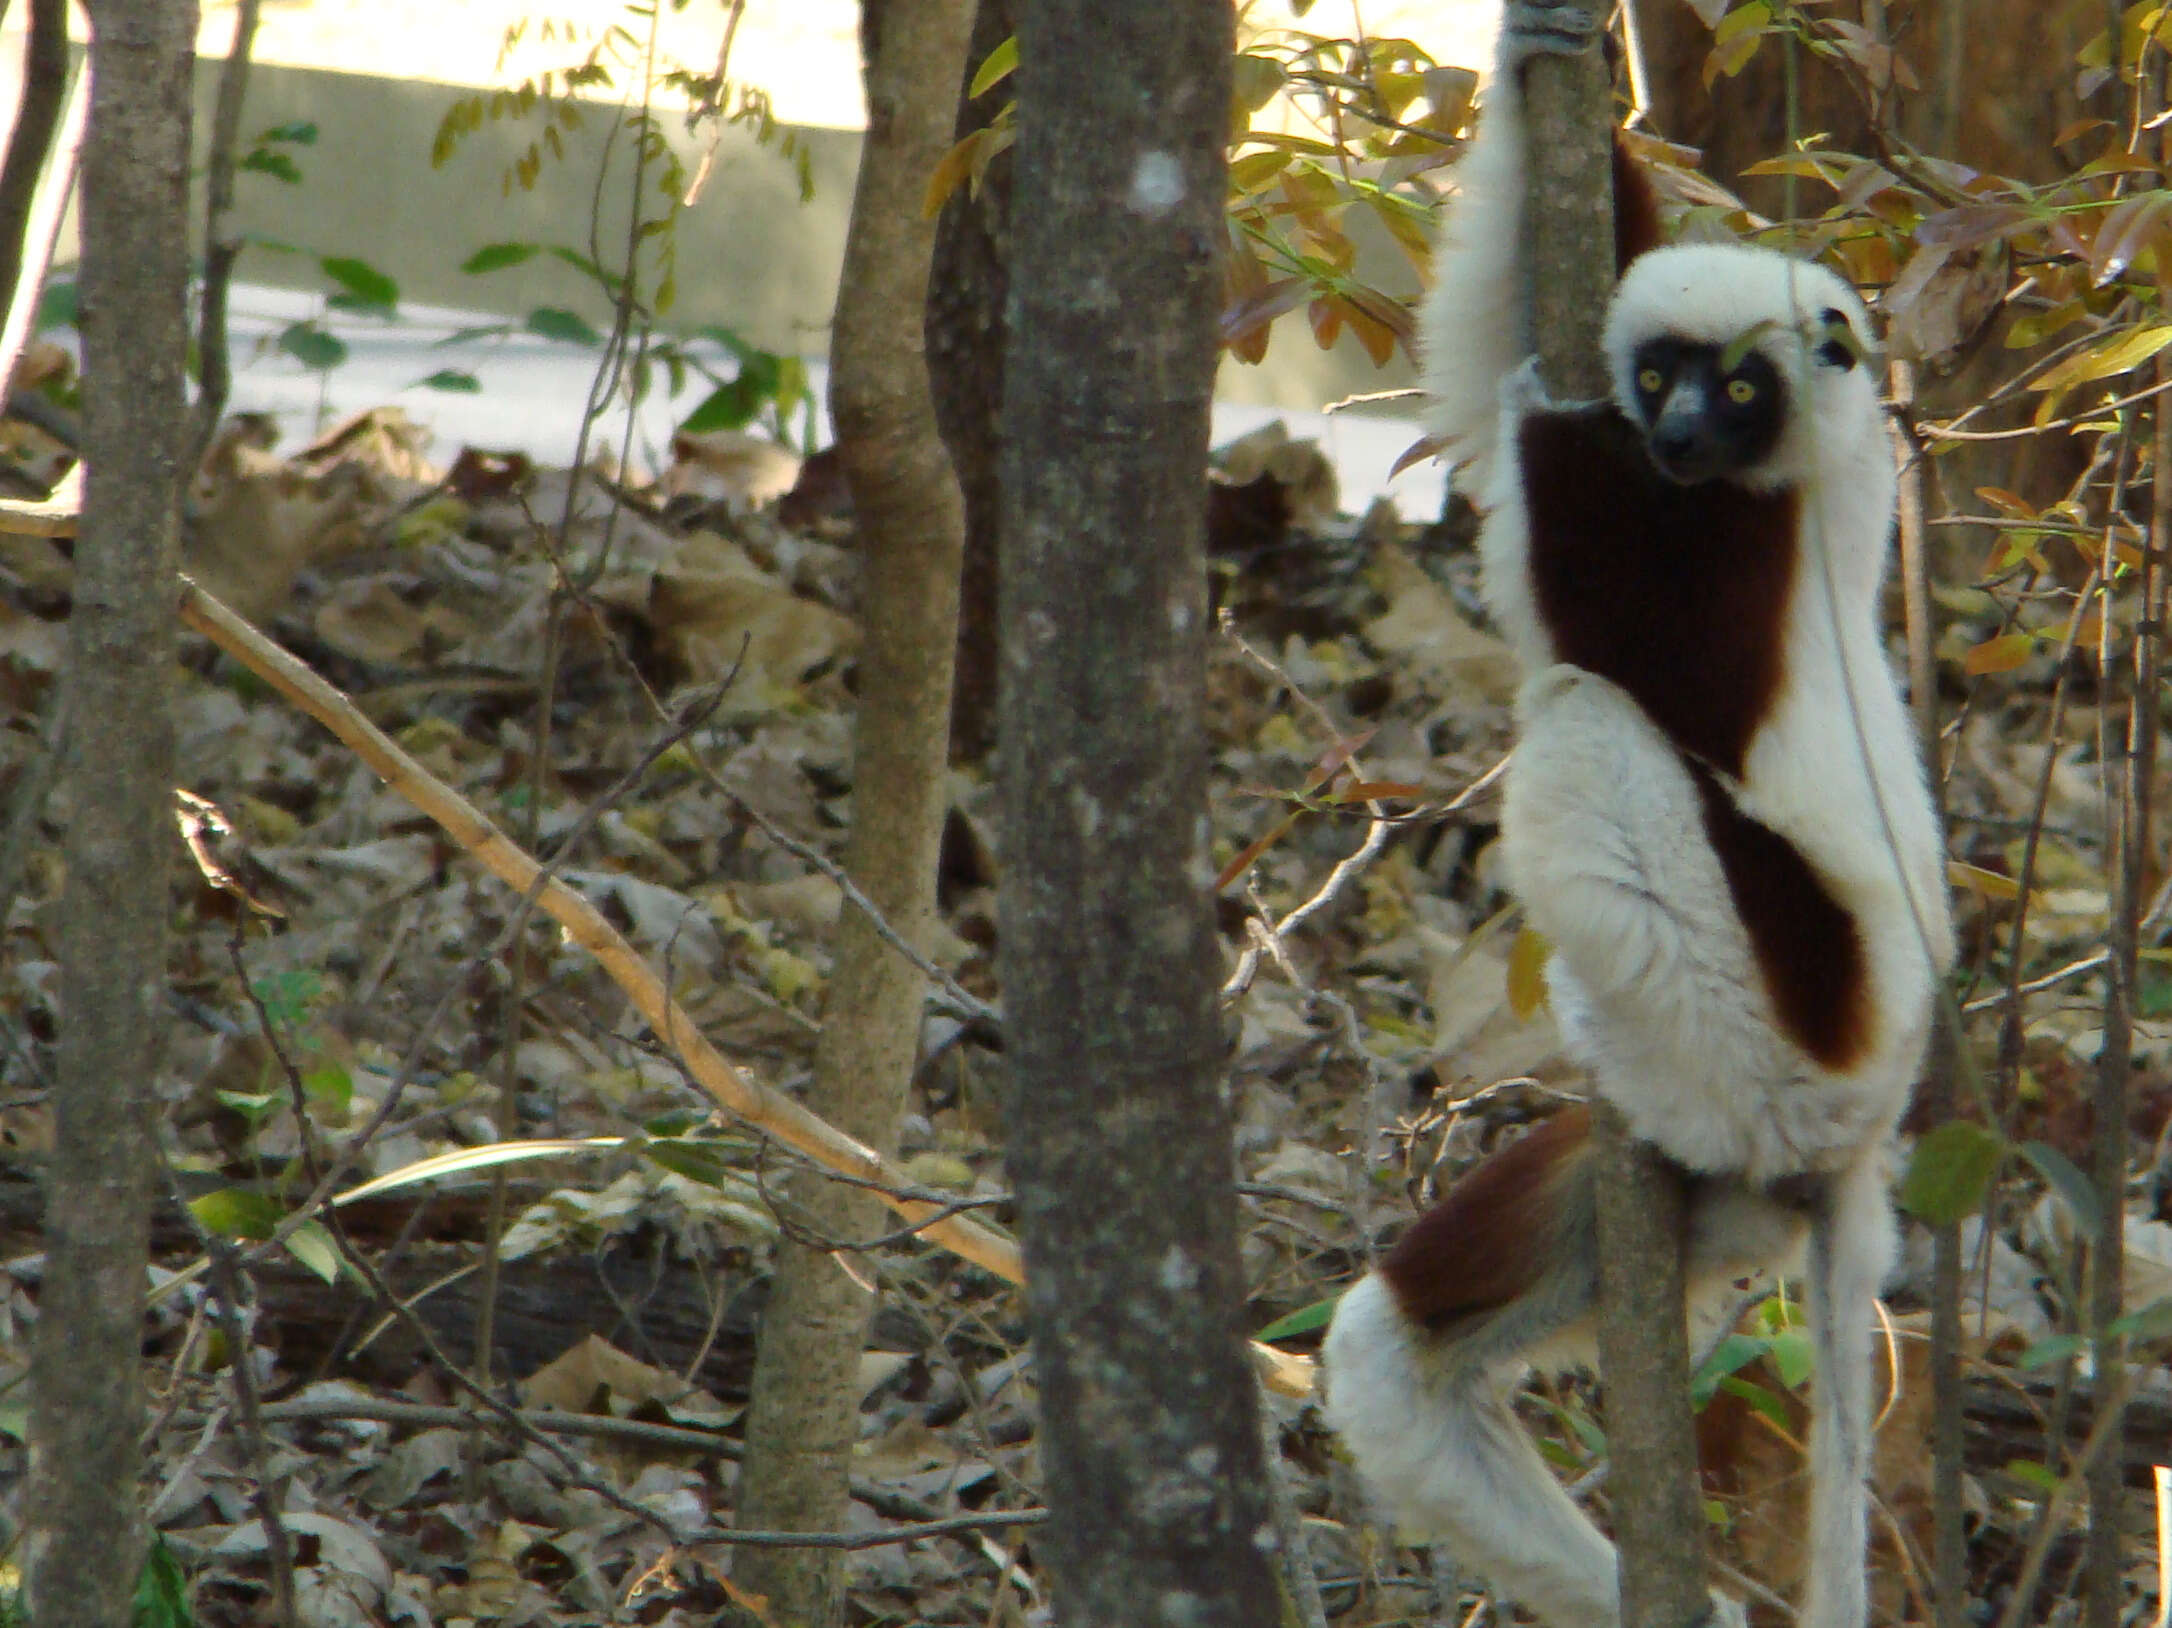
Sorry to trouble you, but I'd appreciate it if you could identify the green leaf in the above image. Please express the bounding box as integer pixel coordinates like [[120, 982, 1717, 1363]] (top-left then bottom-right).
[[213, 1088, 278, 1124], [640, 1137, 739, 1188], [2016, 1332, 2084, 1370], [1897, 1119, 2006, 1224], [1716, 1374, 1792, 1431], [36, 278, 76, 330], [302, 1064, 352, 1111], [285, 1220, 341, 1285], [417, 368, 482, 392], [1527, 1392, 1606, 1456], [524, 306, 602, 346], [686, 377, 773, 434], [279, 322, 348, 371], [1690, 1331, 1766, 1406], [434, 322, 513, 347], [968, 34, 1018, 98], [1255, 1295, 1340, 1342], [189, 1186, 283, 1241], [135, 1534, 194, 1628], [2106, 1295, 2172, 1343], [238, 150, 303, 184], [2005, 1458, 2063, 1493], [461, 241, 540, 274], [1766, 1327, 1814, 1390], [253, 119, 318, 145], [320, 256, 399, 309], [2017, 1139, 2100, 1234]]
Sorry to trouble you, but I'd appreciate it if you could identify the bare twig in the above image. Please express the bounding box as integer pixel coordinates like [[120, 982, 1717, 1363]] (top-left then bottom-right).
[[173, 575, 1320, 1399], [184, 0, 262, 475]]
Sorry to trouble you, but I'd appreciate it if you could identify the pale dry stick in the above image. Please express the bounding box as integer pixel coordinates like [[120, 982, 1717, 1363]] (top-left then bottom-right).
[[1963, 949, 2111, 1014], [680, 0, 751, 207], [2151, 1464, 2169, 1628], [174, 576, 1320, 1398], [0, 55, 85, 397]]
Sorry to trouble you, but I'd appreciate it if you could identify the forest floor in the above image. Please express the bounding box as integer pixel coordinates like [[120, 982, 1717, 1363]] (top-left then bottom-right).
[[1, 350, 2168, 1623]]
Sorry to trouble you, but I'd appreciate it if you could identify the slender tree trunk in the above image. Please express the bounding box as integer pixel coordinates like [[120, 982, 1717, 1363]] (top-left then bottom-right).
[[926, 0, 1014, 766], [0, 0, 67, 321], [185, 0, 263, 476], [996, 4, 1281, 1624], [1524, 18, 1709, 1627], [729, 2, 970, 1622], [22, 5, 194, 1626]]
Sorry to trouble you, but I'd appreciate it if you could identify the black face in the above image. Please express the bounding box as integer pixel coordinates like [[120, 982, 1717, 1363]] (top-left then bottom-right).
[[1627, 336, 1788, 486]]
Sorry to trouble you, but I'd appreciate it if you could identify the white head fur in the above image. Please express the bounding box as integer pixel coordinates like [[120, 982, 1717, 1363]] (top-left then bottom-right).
[[1603, 243, 1886, 494]]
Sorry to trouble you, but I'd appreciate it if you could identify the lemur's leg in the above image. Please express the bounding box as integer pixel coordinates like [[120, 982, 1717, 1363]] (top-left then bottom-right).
[[1325, 1114, 1800, 1628]]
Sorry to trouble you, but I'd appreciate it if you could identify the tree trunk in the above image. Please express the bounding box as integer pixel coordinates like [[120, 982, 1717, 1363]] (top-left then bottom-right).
[[995, 3, 1281, 1624], [1525, 20, 1709, 1628], [22, 4, 194, 1625], [926, 0, 1014, 766], [728, 1, 970, 1622], [0, 0, 67, 321]]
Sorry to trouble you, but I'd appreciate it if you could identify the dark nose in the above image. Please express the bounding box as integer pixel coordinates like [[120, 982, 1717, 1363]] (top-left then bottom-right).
[[1649, 391, 1723, 485]]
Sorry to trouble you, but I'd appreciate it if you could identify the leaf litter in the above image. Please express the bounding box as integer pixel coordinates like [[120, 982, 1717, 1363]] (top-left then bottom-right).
[[0, 392, 2165, 1625]]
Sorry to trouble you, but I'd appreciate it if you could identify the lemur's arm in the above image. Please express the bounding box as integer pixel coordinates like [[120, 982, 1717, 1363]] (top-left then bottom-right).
[[1422, 3, 1661, 500]]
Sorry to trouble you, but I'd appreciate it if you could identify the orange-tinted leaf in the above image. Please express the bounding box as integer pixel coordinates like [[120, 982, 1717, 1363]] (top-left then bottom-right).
[[1947, 860, 2020, 900], [923, 131, 982, 218], [1215, 809, 1301, 892], [1962, 632, 2036, 675], [1308, 296, 1343, 350], [1304, 728, 1377, 791], [2030, 324, 2172, 390], [1330, 780, 1426, 803], [1507, 927, 1552, 1019]]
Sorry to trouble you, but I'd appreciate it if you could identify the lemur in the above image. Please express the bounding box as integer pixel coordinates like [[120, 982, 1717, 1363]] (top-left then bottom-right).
[[1322, 8, 1954, 1628]]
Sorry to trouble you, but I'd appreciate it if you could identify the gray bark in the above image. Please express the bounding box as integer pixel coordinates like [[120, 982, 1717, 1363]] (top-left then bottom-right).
[[995, 2, 1281, 1624], [22, 4, 195, 1625], [1524, 23, 1711, 1628], [926, 0, 1014, 765], [729, 1, 971, 1622]]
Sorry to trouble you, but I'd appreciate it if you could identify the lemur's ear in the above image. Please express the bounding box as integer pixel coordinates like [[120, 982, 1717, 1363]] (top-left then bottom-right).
[[1815, 308, 1865, 371]]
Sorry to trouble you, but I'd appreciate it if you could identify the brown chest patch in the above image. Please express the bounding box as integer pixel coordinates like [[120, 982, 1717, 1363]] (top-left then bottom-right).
[[1379, 1106, 1595, 1329], [1687, 762, 1874, 1070], [1518, 408, 1801, 779]]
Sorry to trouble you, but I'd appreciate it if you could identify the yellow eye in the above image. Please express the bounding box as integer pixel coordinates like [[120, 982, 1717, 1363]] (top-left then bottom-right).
[[1726, 377, 1758, 404], [1637, 367, 1664, 394]]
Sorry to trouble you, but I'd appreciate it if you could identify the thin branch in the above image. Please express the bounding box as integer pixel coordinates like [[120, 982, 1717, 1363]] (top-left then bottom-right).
[[173, 575, 1319, 1400], [184, 0, 262, 475]]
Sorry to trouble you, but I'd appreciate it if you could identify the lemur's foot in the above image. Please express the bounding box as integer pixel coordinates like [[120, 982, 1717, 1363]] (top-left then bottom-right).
[[1501, 0, 1605, 64], [1501, 355, 1606, 419]]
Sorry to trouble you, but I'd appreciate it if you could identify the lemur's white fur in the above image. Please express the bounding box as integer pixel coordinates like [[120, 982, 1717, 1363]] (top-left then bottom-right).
[[1324, 25, 1952, 1628], [1486, 249, 1951, 1185], [1417, 50, 1526, 501]]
